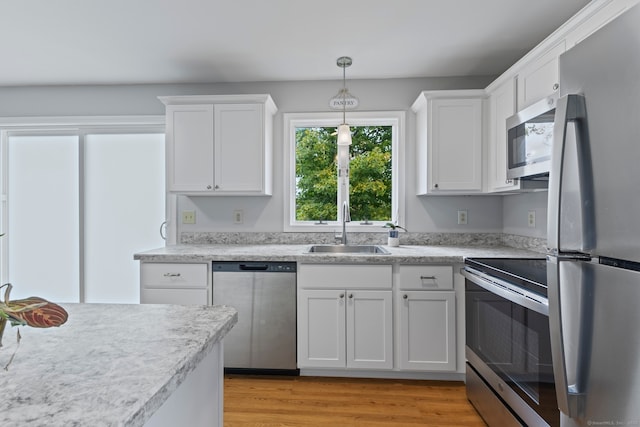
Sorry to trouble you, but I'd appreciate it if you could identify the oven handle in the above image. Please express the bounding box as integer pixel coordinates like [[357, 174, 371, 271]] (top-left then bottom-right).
[[461, 268, 548, 316]]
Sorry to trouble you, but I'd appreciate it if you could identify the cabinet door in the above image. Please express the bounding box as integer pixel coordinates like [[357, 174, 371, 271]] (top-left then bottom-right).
[[346, 290, 393, 369], [430, 98, 482, 192], [214, 103, 265, 193], [398, 290, 456, 371], [140, 288, 209, 305], [517, 41, 565, 110], [487, 79, 520, 192], [166, 104, 214, 192], [297, 289, 346, 368]]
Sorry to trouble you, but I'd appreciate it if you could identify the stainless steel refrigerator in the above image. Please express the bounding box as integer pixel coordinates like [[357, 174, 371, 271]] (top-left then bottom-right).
[[548, 3, 640, 427]]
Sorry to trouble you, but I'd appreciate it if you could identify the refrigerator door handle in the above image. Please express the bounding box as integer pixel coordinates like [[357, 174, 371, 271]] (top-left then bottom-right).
[[548, 94, 589, 253], [548, 258, 589, 419]]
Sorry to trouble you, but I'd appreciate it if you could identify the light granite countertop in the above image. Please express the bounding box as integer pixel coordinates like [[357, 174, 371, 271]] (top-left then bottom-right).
[[0, 303, 237, 427], [134, 243, 545, 264]]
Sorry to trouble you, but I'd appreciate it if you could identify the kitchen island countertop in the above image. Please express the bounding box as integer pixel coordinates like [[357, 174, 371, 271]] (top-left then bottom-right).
[[134, 243, 544, 264], [0, 303, 237, 427]]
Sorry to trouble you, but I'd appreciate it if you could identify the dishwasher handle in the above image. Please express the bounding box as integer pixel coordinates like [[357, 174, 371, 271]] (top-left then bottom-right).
[[239, 263, 269, 271]]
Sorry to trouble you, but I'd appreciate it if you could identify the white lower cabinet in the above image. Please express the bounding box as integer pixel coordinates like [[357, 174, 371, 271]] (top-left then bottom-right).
[[140, 262, 210, 305], [396, 265, 457, 372], [397, 290, 456, 371], [297, 264, 393, 370], [298, 289, 393, 369]]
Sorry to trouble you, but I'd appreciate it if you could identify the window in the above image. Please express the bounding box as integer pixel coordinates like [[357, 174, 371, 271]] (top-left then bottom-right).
[[284, 111, 404, 230]]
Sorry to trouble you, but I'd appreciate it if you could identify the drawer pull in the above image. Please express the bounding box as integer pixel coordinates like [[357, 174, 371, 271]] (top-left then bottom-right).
[[420, 275, 436, 280], [403, 294, 408, 299], [163, 273, 182, 278]]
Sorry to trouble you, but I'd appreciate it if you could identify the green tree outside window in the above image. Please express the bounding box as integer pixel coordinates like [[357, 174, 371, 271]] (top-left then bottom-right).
[[295, 125, 392, 222]]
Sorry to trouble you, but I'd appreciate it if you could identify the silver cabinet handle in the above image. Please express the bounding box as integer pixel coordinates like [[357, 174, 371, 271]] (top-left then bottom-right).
[[553, 83, 560, 91], [159, 221, 167, 240], [163, 273, 181, 277]]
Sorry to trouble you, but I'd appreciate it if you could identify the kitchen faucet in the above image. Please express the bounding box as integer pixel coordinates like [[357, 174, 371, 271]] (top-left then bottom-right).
[[340, 201, 351, 245]]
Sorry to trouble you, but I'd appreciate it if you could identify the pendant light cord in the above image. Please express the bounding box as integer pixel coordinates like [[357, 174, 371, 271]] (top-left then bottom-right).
[[342, 63, 346, 124]]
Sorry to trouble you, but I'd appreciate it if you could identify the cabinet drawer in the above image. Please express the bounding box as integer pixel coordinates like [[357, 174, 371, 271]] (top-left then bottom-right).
[[398, 265, 453, 290], [141, 263, 208, 288], [298, 264, 392, 289]]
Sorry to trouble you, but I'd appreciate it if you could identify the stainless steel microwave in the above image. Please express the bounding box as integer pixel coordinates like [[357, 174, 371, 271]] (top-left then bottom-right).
[[506, 95, 557, 180]]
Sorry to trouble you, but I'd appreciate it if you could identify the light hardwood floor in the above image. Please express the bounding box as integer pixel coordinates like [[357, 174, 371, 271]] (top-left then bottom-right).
[[224, 375, 487, 426]]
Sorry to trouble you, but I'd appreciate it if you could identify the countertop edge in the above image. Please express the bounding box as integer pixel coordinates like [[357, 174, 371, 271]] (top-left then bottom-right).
[[126, 307, 238, 427], [133, 244, 544, 264]]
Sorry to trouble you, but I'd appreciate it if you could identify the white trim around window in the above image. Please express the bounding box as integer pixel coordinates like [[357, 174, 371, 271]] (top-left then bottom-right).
[[283, 110, 405, 232]]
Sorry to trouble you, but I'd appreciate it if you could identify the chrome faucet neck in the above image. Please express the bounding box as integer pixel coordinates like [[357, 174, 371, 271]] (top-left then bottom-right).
[[341, 201, 350, 245]]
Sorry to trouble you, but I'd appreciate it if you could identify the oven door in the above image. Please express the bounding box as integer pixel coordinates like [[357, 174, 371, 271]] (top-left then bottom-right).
[[464, 271, 558, 427]]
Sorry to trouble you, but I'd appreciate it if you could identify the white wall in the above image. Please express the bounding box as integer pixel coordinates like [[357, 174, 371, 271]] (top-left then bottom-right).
[[0, 76, 522, 235], [502, 191, 549, 238]]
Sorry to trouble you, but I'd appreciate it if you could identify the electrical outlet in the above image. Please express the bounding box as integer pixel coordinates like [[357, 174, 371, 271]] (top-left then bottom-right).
[[528, 210, 536, 228], [457, 210, 468, 225], [182, 210, 196, 224], [233, 209, 244, 224]]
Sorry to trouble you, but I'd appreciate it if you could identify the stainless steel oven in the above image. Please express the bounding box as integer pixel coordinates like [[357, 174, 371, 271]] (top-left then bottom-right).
[[462, 258, 559, 427]]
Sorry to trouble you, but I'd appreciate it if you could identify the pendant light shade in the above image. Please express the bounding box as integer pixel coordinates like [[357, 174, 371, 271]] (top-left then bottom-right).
[[337, 123, 352, 146]]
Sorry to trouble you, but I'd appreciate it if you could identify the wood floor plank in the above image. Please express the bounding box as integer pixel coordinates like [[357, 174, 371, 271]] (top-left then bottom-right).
[[224, 375, 486, 426]]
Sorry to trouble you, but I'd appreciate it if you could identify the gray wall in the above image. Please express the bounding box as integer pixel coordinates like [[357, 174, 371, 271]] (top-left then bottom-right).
[[503, 191, 549, 238], [0, 76, 547, 236]]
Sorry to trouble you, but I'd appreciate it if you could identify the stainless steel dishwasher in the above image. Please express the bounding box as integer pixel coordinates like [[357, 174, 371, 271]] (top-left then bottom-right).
[[212, 261, 298, 375]]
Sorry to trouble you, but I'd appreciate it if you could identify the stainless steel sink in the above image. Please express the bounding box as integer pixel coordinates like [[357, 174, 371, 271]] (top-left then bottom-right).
[[306, 245, 390, 254]]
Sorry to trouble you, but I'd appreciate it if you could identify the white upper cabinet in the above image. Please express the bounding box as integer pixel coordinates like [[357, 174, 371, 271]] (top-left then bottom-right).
[[165, 104, 215, 193], [486, 79, 521, 193], [160, 94, 277, 195], [516, 40, 565, 111], [412, 90, 484, 195]]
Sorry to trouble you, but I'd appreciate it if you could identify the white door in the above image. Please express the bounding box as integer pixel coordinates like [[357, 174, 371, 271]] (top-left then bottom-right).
[[4, 131, 165, 303], [298, 289, 346, 368], [430, 98, 482, 191], [6, 135, 80, 302], [398, 290, 456, 371], [214, 103, 263, 193], [84, 133, 165, 303], [347, 290, 393, 369], [167, 104, 214, 192]]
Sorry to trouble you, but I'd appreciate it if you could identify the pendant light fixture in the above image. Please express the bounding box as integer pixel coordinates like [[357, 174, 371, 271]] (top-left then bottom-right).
[[334, 56, 356, 146]]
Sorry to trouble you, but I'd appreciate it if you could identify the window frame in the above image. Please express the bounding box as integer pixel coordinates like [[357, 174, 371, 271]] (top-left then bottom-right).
[[283, 110, 405, 232]]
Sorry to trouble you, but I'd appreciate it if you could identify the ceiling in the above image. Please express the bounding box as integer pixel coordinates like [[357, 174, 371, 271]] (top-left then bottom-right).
[[0, 0, 591, 87]]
